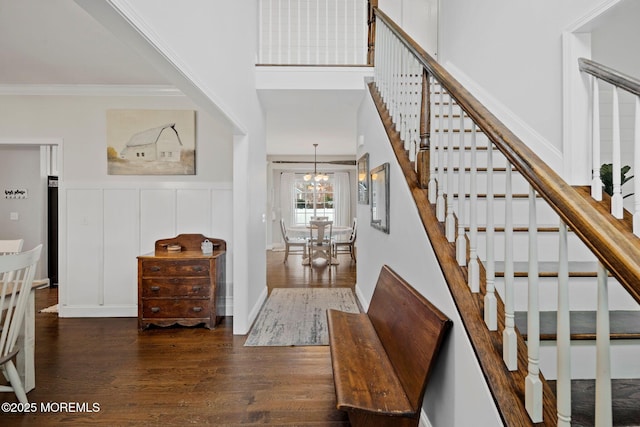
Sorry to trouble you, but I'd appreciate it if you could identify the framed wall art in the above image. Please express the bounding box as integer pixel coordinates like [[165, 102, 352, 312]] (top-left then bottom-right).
[[357, 153, 369, 204], [370, 162, 390, 233], [106, 109, 196, 175]]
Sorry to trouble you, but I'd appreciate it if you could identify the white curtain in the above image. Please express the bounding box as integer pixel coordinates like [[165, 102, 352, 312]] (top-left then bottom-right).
[[334, 172, 351, 227], [280, 172, 295, 226]]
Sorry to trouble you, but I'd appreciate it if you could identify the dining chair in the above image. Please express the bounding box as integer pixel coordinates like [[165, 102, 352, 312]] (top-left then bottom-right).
[[0, 239, 24, 255], [0, 244, 42, 404], [279, 219, 307, 263], [333, 218, 357, 262]]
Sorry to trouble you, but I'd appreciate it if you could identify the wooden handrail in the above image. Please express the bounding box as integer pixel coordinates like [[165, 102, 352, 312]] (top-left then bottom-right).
[[578, 57, 640, 96], [374, 8, 640, 305]]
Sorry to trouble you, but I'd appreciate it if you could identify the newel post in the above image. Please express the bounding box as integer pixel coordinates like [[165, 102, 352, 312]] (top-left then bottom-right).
[[417, 68, 431, 189], [367, 2, 378, 66]]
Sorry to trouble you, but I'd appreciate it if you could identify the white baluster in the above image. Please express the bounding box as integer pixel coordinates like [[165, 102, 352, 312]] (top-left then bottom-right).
[[634, 95, 640, 236], [525, 185, 542, 423], [595, 263, 613, 426], [296, 0, 300, 64], [287, 0, 291, 64], [306, 1, 310, 64], [316, 0, 320, 64], [484, 141, 497, 330], [436, 89, 446, 221], [591, 77, 602, 200], [428, 77, 438, 204], [468, 124, 479, 292], [611, 86, 623, 218], [334, 0, 338, 64], [557, 221, 572, 427], [457, 114, 467, 265], [324, 0, 328, 64], [277, 0, 282, 64], [503, 162, 517, 370], [446, 99, 456, 242]]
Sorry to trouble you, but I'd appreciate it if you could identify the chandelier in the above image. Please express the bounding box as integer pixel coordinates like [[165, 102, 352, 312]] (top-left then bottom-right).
[[303, 143, 329, 182]]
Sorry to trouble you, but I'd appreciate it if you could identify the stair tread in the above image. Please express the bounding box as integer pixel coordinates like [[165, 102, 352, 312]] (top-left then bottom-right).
[[515, 310, 640, 340], [494, 261, 598, 277], [547, 379, 640, 427]]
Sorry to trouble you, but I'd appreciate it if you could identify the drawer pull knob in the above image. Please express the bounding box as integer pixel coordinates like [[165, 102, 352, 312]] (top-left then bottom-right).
[[151, 307, 160, 313], [192, 286, 202, 292], [150, 286, 160, 292], [193, 266, 204, 272], [150, 266, 161, 272], [192, 306, 203, 313]]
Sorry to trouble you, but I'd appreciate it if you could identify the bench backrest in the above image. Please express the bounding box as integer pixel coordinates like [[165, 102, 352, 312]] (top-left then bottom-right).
[[368, 265, 452, 411]]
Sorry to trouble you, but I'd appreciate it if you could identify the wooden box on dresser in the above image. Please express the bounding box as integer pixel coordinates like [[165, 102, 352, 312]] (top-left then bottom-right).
[[137, 234, 226, 330]]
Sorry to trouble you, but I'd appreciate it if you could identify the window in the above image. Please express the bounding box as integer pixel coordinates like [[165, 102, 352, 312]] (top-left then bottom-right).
[[293, 174, 334, 225]]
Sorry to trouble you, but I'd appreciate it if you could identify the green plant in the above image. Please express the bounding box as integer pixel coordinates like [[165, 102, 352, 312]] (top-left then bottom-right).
[[600, 163, 634, 198]]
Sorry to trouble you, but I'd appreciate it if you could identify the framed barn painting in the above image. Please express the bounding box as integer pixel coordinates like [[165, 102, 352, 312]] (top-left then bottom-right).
[[107, 109, 196, 175]]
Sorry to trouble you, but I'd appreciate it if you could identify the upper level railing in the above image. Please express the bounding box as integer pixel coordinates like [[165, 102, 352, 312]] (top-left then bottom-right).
[[579, 58, 640, 233], [257, 0, 372, 66], [373, 7, 640, 426]]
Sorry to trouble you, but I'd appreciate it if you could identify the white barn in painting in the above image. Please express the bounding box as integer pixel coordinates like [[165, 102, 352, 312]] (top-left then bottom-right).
[[119, 123, 183, 162]]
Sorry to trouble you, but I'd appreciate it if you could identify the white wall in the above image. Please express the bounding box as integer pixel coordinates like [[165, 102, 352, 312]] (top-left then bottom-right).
[[107, 0, 268, 334], [356, 89, 502, 426], [0, 145, 45, 277], [438, 0, 603, 158], [0, 92, 234, 316], [378, 0, 439, 58]]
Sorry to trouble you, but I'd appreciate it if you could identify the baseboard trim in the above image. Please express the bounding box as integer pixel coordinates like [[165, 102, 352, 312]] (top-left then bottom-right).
[[58, 305, 137, 318]]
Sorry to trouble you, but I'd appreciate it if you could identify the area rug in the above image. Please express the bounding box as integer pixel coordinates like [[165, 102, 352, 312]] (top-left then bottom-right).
[[244, 288, 360, 346], [39, 304, 58, 313]]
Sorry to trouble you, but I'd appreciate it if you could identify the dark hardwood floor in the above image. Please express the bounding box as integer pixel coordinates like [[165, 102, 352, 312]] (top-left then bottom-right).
[[1, 250, 356, 426]]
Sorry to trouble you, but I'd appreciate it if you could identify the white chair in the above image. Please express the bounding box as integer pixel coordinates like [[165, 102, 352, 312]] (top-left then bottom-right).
[[308, 220, 334, 275], [0, 244, 42, 403], [279, 219, 307, 263], [333, 218, 357, 262], [0, 239, 24, 255]]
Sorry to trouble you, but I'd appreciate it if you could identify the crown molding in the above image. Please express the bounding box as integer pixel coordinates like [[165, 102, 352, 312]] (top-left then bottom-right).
[[0, 84, 183, 97]]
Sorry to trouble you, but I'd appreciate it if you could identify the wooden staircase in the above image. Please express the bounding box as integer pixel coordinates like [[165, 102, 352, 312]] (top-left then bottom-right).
[[371, 77, 640, 425], [368, 8, 640, 424]]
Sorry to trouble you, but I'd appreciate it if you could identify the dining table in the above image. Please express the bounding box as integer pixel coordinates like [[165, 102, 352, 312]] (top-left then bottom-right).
[[287, 224, 353, 265]]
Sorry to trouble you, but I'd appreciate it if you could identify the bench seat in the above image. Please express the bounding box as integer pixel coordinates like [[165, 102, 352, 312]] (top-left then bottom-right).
[[327, 310, 414, 416]]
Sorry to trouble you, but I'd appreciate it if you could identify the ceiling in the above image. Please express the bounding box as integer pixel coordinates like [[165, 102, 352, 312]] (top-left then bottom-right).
[[0, 0, 168, 85], [0, 0, 363, 157]]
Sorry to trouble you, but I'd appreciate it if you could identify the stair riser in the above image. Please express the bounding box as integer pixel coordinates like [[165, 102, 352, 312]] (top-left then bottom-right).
[[433, 150, 510, 168], [444, 197, 560, 225], [431, 131, 491, 147], [538, 341, 640, 380], [475, 233, 596, 263], [494, 276, 639, 312], [435, 172, 532, 195]]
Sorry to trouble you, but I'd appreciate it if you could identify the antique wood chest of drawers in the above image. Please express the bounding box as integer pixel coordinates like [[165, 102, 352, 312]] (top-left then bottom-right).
[[137, 234, 226, 330]]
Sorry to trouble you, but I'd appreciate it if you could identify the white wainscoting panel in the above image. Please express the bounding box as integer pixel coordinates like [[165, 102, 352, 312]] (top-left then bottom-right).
[[65, 189, 103, 307], [60, 183, 233, 318], [103, 189, 139, 306], [140, 189, 177, 255]]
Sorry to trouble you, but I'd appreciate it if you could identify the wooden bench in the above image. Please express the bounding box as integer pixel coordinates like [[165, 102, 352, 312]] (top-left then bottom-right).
[[327, 265, 452, 427]]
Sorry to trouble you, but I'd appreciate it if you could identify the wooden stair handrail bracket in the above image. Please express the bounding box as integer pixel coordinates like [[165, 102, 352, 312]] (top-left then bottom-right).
[[374, 7, 640, 306]]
